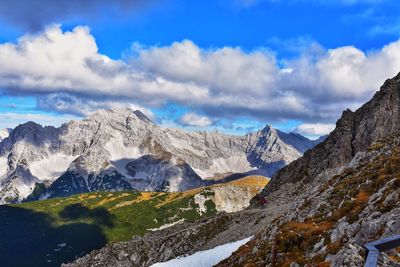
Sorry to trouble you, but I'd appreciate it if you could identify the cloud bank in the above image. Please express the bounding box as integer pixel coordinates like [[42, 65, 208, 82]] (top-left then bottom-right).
[[1, 25, 400, 135]]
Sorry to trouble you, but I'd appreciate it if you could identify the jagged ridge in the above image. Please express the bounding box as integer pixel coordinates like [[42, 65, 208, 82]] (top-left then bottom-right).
[[0, 108, 317, 204]]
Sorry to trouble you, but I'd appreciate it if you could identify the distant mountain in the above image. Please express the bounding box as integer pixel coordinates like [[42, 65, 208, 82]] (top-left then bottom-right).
[[0, 109, 317, 204]]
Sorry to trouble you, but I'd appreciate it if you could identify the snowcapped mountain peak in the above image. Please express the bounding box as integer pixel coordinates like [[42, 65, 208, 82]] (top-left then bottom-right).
[[85, 108, 154, 126], [0, 108, 319, 204]]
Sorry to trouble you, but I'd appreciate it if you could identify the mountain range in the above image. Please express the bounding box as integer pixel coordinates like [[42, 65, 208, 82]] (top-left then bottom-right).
[[0, 109, 320, 204]]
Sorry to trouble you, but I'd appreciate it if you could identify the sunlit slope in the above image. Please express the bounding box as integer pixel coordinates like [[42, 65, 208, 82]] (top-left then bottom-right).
[[1, 176, 267, 266], [9, 175, 268, 240]]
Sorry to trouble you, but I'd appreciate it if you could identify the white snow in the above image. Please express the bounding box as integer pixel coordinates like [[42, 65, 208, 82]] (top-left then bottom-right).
[[194, 193, 211, 214], [147, 219, 185, 231], [0, 128, 11, 141], [0, 155, 8, 178], [29, 153, 78, 182], [105, 133, 142, 178], [193, 154, 256, 179], [150, 236, 253, 267]]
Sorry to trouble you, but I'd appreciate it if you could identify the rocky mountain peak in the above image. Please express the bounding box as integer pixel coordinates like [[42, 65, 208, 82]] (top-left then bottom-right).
[[260, 72, 400, 197], [4, 122, 58, 146], [132, 109, 153, 123], [259, 124, 274, 134], [85, 108, 153, 125]]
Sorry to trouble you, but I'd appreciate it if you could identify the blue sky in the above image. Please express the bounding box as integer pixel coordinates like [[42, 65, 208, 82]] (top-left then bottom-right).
[[0, 0, 399, 138]]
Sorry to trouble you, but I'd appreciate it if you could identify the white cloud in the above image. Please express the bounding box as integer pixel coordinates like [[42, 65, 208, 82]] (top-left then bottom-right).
[[1, 25, 400, 127], [36, 93, 154, 119], [180, 113, 213, 127], [0, 25, 208, 105], [0, 112, 80, 129], [294, 123, 335, 136], [132, 40, 278, 96]]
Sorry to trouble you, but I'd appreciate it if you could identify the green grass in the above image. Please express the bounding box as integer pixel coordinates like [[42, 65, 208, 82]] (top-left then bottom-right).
[[13, 189, 219, 242], [1, 175, 267, 267], [1, 189, 218, 267]]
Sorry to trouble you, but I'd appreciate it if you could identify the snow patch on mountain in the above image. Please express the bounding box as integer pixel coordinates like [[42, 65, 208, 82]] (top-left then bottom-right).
[[105, 133, 142, 178], [29, 153, 78, 183], [150, 236, 253, 267], [193, 154, 255, 179], [148, 219, 186, 232], [0, 155, 8, 178], [0, 128, 12, 141]]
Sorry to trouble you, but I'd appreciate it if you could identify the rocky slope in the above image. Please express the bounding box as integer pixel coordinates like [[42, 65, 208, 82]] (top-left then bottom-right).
[[262, 72, 400, 197], [0, 109, 317, 204], [219, 133, 400, 266], [219, 72, 400, 266], [66, 73, 400, 267]]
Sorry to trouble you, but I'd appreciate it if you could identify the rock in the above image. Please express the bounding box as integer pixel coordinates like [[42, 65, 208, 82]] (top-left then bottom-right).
[[384, 191, 399, 206], [313, 238, 325, 252]]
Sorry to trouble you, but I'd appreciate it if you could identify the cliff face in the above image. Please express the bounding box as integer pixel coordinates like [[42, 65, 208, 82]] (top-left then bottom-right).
[[218, 73, 400, 266], [219, 131, 400, 266], [262, 72, 400, 197]]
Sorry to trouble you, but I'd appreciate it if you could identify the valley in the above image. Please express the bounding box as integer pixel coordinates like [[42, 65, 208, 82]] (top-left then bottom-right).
[[0, 176, 267, 267]]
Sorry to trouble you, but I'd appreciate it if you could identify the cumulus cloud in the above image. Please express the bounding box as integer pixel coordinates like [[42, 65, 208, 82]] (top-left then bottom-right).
[[0, 0, 158, 31], [1, 25, 400, 128], [180, 113, 213, 127], [294, 123, 335, 136], [36, 93, 154, 119], [0, 25, 208, 105], [131, 37, 400, 122]]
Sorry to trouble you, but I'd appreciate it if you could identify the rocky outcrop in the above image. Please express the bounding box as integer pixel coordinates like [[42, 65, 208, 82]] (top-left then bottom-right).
[[219, 72, 400, 265], [0, 109, 317, 204], [219, 132, 400, 266], [261, 72, 400, 197]]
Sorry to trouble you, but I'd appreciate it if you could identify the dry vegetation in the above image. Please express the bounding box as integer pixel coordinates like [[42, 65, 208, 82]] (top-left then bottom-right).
[[219, 136, 400, 266]]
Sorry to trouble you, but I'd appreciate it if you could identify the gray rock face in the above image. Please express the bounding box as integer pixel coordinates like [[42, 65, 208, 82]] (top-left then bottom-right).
[[0, 109, 316, 204], [262, 72, 400, 198]]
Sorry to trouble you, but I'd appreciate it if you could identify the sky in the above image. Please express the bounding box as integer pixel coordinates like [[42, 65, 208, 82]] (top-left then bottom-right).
[[0, 0, 400, 138]]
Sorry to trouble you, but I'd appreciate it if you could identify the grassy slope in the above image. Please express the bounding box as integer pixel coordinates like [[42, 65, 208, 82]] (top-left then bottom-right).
[[0, 175, 267, 267]]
